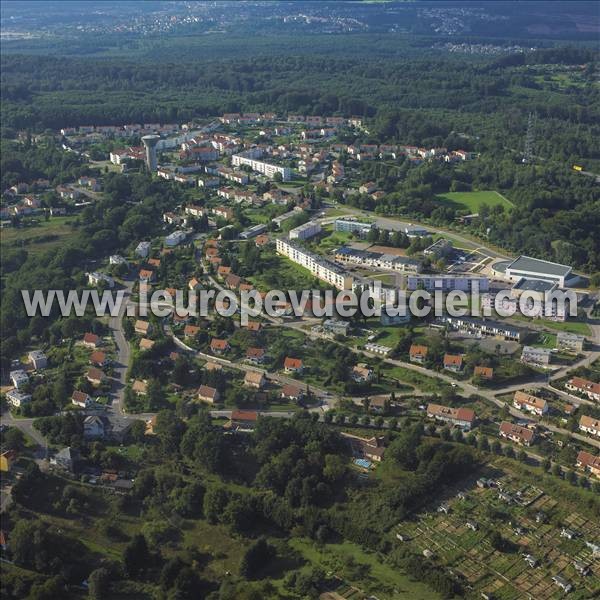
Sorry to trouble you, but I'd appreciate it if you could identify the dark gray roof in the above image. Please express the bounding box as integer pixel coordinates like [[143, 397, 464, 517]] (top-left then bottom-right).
[[507, 256, 571, 277], [512, 278, 556, 293]]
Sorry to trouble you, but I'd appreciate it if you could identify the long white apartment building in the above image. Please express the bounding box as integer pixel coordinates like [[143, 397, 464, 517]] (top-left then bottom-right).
[[289, 220, 322, 240], [276, 238, 353, 290], [232, 149, 291, 181], [406, 275, 489, 292]]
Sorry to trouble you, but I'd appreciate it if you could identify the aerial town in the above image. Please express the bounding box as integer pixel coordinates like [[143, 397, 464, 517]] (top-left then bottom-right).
[[1, 2, 599, 600]]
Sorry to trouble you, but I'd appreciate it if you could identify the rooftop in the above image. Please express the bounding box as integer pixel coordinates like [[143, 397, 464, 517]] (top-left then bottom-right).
[[507, 255, 571, 277]]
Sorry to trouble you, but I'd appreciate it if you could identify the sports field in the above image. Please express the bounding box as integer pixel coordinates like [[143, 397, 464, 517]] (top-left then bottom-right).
[[435, 190, 514, 212]]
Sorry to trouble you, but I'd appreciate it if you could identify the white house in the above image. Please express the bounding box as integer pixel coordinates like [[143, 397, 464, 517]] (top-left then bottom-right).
[[135, 241, 151, 258], [6, 389, 31, 408], [28, 350, 48, 370], [9, 370, 29, 389], [164, 230, 187, 247]]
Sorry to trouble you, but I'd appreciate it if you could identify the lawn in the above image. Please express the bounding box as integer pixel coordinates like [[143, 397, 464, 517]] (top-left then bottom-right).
[[289, 538, 441, 600], [1, 215, 80, 256], [435, 191, 513, 213]]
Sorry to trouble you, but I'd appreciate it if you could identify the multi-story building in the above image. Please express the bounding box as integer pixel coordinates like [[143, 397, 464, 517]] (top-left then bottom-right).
[[406, 275, 489, 292], [232, 151, 291, 181], [557, 331, 585, 353], [276, 238, 353, 290], [334, 218, 374, 236], [436, 315, 523, 342], [289, 220, 322, 240], [334, 247, 421, 273], [521, 346, 551, 367]]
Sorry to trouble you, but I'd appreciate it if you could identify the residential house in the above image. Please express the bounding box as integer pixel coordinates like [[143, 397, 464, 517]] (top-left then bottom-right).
[[443, 354, 463, 372], [210, 338, 230, 354], [1, 450, 17, 472], [188, 277, 201, 291], [474, 366, 494, 380], [499, 421, 535, 446], [184, 324, 200, 339], [513, 391, 548, 416], [135, 241, 151, 258], [521, 346, 551, 367], [86, 367, 105, 386], [409, 344, 428, 364], [197, 385, 220, 404], [565, 377, 600, 402], [71, 390, 92, 408], [6, 389, 31, 408], [579, 415, 600, 438], [426, 403, 476, 430], [83, 332, 100, 348], [28, 350, 47, 370], [134, 320, 151, 336], [225, 274, 242, 289], [245, 321, 261, 332], [284, 357, 304, 374], [132, 380, 148, 395], [87, 272, 115, 288], [89, 351, 108, 368], [244, 371, 266, 389], [341, 432, 386, 462], [557, 331, 585, 353], [576, 450, 600, 478], [139, 338, 155, 351], [51, 447, 79, 472], [165, 230, 187, 247], [246, 347, 266, 364], [230, 410, 259, 430], [352, 364, 373, 383], [83, 416, 105, 439], [281, 384, 304, 402], [9, 370, 28, 389]]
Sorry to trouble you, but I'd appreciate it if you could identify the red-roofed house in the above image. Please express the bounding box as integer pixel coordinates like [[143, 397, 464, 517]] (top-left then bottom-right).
[[443, 354, 463, 372], [576, 450, 600, 478], [83, 332, 100, 348], [230, 409, 258, 429], [499, 421, 535, 446], [409, 345, 428, 364], [210, 338, 230, 354], [284, 357, 303, 374], [197, 385, 220, 404], [246, 347, 266, 364], [427, 403, 475, 430]]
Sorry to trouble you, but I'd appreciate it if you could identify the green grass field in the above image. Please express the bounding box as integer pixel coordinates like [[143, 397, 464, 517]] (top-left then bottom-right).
[[435, 190, 514, 213], [1, 215, 79, 256]]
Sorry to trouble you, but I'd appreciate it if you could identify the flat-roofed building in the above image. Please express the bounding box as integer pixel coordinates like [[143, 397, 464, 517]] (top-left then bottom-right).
[[276, 238, 353, 290], [557, 331, 585, 353], [407, 275, 489, 292], [505, 255, 572, 287], [289, 220, 321, 240], [521, 346, 551, 367]]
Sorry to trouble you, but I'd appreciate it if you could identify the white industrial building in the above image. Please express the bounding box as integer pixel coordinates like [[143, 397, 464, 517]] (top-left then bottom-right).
[[504, 255, 572, 287]]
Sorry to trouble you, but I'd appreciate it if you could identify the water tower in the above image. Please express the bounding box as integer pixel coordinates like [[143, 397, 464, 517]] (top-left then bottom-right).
[[141, 134, 160, 172]]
